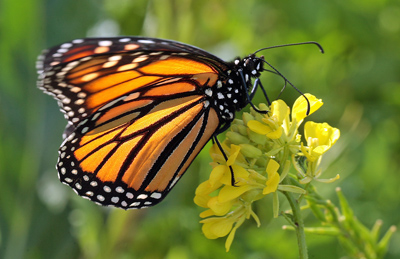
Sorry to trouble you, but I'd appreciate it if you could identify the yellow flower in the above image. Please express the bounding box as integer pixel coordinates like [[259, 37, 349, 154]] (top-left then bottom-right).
[[195, 95, 340, 252], [302, 121, 340, 161], [247, 99, 289, 139], [296, 121, 341, 183], [305, 121, 340, 156]]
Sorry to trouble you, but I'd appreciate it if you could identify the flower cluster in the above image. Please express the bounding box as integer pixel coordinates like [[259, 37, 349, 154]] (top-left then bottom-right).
[[194, 94, 340, 251]]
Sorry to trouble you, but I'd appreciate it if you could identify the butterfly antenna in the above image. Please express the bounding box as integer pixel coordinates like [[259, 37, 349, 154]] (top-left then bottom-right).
[[261, 58, 311, 115], [253, 41, 324, 115], [276, 80, 288, 99], [253, 41, 324, 55]]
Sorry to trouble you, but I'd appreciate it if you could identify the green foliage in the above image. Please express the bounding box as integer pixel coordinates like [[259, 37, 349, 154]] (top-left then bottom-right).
[[1, 0, 399, 258]]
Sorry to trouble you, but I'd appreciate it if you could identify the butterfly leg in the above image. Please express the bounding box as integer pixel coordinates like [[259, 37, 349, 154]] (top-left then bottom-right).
[[238, 70, 268, 114], [212, 135, 237, 186], [252, 78, 271, 106]]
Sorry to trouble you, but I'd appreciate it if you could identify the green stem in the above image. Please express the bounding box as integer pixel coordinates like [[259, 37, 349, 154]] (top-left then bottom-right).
[[283, 180, 308, 259], [278, 144, 308, 258]]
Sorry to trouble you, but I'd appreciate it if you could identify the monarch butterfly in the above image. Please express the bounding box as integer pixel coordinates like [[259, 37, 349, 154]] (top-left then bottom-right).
[[37, 37, 318, 209]]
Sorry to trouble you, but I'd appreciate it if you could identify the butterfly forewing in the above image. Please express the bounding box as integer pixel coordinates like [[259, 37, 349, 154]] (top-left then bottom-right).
[[37, 38, 225, 126]]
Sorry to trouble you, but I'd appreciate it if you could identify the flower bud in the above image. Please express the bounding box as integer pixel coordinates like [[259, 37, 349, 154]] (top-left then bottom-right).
[[239, 144, 262, 158], [247, 129, 267, 145], [236, 124, 248, 136], [226, 132, 250, 145], [242, 112, 255, 124]]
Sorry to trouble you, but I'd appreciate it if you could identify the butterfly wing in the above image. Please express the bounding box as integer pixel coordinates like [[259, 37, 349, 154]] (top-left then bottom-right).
[[38, 37, 228, 209]]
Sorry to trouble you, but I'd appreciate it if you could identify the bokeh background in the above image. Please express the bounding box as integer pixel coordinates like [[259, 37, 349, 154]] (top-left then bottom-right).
[[1, 0, 400, 258]]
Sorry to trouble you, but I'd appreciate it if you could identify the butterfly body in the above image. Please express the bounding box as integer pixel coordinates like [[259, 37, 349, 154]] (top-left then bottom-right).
[[37, 37, 264, 209]]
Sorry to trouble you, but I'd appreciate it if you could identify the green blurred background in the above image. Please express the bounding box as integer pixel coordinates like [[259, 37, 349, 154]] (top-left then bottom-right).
[[1, 0, 400, 258]]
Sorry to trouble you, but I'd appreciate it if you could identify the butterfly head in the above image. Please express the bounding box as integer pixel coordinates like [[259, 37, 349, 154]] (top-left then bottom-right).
[[229, 54, 265, 104], [242, 54, 265, 77]]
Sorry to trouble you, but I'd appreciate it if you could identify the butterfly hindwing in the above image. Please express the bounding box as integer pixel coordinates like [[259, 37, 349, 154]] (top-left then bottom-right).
[[58, 85, 220, 208]]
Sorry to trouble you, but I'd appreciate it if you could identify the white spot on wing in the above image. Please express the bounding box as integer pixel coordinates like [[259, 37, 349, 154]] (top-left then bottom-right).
[[129, 202, 140, 207], [116, 186, 125, 193], [109, 55, 122, 61], [137, 39, 155, 44], [150, 192, 162, 199], [169, 176, 180, 189], [98, 40, 113, 47], [72, 39, 84, 44], [119, 38, 131, 42], [137, 194, 148, 200], [61, 43, 73, 49]]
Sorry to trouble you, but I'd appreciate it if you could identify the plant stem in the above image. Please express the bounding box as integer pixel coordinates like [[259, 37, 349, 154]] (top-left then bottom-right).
[[283, 181, 308, 259]]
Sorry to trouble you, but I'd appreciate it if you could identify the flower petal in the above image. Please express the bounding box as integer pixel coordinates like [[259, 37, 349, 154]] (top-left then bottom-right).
[[208, 196, 234, 216], [199, 209, 215, 218], [218, 185, 254, 202], [247, 120, 273, 135], [266, 127, 282, 139], [271, 99, 289, 124], [225, 216, 245, 252], [194, 192, 211, 208], [292, 94, 323, 123], [266, 159, 280, 177], [220, 164, 250, 186], [263, 172, 280, 195], [210, 218, 235, 238], [209, 165, 228, 187], [227, 144, 241, 166], [201, 219, 220, 239], [195, 181, 212, 196]]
